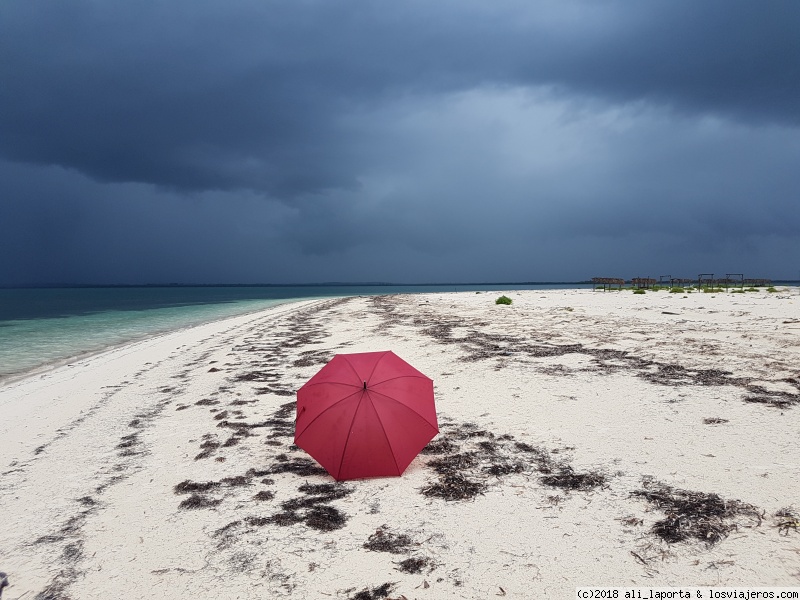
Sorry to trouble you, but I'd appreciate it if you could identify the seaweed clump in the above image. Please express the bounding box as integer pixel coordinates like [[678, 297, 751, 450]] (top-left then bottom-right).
[[349, 583, 395, 600], [775, 507, 799, 536], [396, 557, 430, 574], [422, 451, 485, 501], [257, 482, 352, 531], [363, 526, 414, 554], [540, 466, 606, 491], [631, 480, 761, 545], [268, 457, 328, 477], [178, 494, 223, 510]]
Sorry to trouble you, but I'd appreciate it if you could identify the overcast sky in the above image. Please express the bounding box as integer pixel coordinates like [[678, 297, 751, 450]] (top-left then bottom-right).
[[2, 0, 799, 285]]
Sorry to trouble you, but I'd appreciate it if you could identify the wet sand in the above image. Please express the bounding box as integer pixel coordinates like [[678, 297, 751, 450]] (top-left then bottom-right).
[[1, 289, 799, 599]]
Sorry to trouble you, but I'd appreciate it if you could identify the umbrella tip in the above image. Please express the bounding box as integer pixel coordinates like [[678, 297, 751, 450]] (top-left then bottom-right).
[[363, 380, 367, 390]]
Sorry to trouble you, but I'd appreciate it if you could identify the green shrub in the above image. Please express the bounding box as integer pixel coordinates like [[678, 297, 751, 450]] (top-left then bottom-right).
[[745, 287, 758, 292], [669, 287, 685, 293], [730, 290, 745, 294], [633, 289, 646, 294], [703, 287, 723, 293], [767, 286, 778, 293], [495, 295, 512, 305]]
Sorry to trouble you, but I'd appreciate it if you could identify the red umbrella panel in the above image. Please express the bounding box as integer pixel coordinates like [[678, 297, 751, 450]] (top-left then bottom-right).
[[295, 351, 438, 481]]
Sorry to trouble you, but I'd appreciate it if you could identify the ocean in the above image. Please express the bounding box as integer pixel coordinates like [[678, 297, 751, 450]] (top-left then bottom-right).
[[0, 284, 587, 380]]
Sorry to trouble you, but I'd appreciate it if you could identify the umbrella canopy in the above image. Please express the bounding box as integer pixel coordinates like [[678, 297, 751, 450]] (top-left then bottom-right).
[[295, 351, 438, 481]]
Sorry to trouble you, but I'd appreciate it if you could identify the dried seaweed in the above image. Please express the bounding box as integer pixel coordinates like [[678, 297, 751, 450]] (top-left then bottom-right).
[[420, 437, 457, 455], [428, 452, 478, 475], [268, 458, 328, 477], [174, 480, 221, 494], [775, 507, 799, 535], [305, 505, 347, 531], [631, 481, 760, 545], [195, 398, 219, 406], [349, 583, 395, 600], [396, 557, 430, 574], [744, 394, 799, 409], [421, 472, 485, 501], [178, 494, 223, 510], [485, 461, 525, 476], [363, 526, 414, 554], [220, 475, 250, 487], [540, 466, 606, 491]]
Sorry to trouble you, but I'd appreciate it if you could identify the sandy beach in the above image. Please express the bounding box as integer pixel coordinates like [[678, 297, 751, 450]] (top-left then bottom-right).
[[1, 289, 799, 599]]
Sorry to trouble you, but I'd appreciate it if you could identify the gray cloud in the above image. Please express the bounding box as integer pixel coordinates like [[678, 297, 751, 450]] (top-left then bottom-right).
[[1, 0, 798, 284]]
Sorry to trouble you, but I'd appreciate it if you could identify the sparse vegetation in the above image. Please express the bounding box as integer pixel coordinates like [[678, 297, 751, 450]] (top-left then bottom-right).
[[669, 287, 685, 293], [633, 289, 646, 294], [495, 295, 512, 305]]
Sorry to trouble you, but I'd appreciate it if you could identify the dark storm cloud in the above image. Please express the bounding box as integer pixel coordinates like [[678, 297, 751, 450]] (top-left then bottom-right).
[[1, 0, 798, 196], [1, 0, 799, 284]]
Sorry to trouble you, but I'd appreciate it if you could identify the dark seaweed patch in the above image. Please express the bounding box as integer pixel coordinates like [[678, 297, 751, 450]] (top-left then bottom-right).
[[428, 452, 478, 474], [254, 490, 275, 501], [485, 461, 525, 476], [363, 526, 414, 554], [116, 434, 138, 449], [775, 507, 799, 535], [421, 472, 485, 501], [268, 458, 328, 477], [194, 439, 220, 460], [220, 475, 250, 487], [195, 398, 219, 406], [178, 494, 223, 510], [349, 583, 395, 600], [262, 512, 305, 527], [744, 394, 798, 409], [304, 505, 347, 531], [234, 371, 280, 382], [174, 480, 221, 494], [62, 541, 83, 563], [396, 557, 430, 574], [631, 481, 761, 545], [540, 466, 606, 491], [420, 437, 457, 455]]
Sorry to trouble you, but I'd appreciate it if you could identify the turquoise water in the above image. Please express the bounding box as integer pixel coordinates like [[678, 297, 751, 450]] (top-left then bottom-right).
[[0, 284, 587, 379]]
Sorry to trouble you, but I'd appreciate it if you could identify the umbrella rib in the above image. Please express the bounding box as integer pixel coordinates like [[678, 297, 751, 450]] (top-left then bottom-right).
[[299, 380, 361, 391], [368, 388, 439, 430], [296, 388, 363, 437], [337, 391, 366, 478], [363, 351, 391, 386], [368, 373, 431, 387], [341, 355, 369, 386], [368, 391, 402, 476]]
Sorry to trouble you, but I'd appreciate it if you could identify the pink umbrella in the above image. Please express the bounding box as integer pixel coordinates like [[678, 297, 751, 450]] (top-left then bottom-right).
[[295, 351, 438, 481]]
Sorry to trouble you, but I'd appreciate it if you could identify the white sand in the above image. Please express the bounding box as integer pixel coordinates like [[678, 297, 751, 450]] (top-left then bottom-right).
[[1, 289, 799, 598]]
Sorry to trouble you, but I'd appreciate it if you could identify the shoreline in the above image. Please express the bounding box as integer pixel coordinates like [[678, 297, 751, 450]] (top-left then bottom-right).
[[1, 290, 798, 598], [0, 297, 312, 386]]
